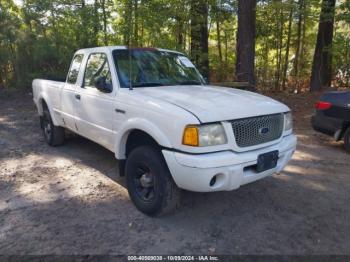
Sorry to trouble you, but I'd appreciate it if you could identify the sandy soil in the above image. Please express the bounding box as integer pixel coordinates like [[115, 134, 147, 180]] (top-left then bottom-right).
[[0, 90, 349, 255]]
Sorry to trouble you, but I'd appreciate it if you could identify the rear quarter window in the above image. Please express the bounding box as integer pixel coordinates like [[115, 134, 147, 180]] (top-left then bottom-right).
[[67, 54, 84, 84]]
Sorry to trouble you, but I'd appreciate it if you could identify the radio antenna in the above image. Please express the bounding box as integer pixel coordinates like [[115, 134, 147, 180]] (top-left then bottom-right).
[[128, 47, 133, 90]]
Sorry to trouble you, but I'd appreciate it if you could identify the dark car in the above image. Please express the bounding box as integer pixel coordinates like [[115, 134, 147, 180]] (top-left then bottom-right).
[[311, 91, 350, 152]]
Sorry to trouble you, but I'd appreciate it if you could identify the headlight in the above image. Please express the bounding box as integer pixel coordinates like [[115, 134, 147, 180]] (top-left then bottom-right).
[[182, 123, 227, 147], [284, 112, 293, 131]]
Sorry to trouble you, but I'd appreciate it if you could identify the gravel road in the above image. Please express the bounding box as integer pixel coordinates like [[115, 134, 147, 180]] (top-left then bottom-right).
[[0, 91, 349, 255]]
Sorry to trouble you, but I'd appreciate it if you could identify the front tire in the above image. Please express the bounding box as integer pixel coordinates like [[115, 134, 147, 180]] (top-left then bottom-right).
[[125, 145, 180, 216], [344, 127, 350, 153], [40, 106, 65, 146]]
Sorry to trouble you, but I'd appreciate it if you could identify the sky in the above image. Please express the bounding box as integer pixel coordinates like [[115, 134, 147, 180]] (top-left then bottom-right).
[[13, 0, 23, 6], [12, 0, 96, 6]]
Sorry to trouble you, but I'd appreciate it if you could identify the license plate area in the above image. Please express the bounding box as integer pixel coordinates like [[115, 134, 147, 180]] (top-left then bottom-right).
[[256, 150, 279, 173]]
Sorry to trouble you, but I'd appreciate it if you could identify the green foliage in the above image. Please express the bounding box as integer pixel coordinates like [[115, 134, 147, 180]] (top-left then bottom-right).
[[0, 0, 349, 89]]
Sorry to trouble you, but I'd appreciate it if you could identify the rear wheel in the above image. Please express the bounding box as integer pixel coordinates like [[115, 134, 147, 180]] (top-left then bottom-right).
[[40, 106, 65, 146], [344, 127, 350, 153], [125, 145, 180, 216]]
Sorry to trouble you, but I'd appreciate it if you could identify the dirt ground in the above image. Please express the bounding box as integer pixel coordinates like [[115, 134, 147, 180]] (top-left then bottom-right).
[[0, 90, 349, 255]]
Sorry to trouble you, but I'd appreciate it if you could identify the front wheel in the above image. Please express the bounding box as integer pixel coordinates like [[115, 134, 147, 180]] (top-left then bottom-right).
[[344, 127, 350, 153], [125, 145, 180, 216]]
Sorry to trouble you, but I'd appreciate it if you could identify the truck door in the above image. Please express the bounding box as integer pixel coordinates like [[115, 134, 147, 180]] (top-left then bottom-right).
[[74, 52, 115, 150], [61, 54, 84, 131]]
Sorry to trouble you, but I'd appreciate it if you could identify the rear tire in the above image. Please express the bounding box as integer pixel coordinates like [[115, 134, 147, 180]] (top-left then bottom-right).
[[344, 127, 350, 153], [125, 145, 180, 216], [40, 106, 65, 146]]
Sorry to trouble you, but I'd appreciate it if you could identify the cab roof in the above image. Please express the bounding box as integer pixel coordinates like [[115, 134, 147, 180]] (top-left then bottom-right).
[[75, 46, 185, 56]]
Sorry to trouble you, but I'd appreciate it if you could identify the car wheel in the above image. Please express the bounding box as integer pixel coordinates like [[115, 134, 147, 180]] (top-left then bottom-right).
[[344, 127, 350, 153], [40, 106, 65, 146], [125, 145, 180, 216]]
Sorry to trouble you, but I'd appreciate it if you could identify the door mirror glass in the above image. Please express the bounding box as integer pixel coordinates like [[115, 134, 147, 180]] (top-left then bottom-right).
[[94, 76, 112, 93]]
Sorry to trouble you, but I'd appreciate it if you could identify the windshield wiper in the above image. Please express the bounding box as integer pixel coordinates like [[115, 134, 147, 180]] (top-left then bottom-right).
[[131, 82, 165, 88], [178, 80, 202, 85]]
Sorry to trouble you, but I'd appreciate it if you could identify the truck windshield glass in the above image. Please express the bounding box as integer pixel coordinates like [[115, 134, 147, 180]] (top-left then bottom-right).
[[112, 49, 205, 88]]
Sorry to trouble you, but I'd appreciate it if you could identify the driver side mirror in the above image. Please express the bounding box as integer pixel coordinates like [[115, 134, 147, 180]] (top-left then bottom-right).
[[94, 76, 112, 93]]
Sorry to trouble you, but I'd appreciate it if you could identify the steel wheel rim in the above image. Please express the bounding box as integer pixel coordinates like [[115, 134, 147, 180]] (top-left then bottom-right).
[[43, 112, 52, 140], [133, 163, 156, 202]]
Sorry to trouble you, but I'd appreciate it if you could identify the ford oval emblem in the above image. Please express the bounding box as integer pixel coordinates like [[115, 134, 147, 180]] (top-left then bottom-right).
[[259, 127, 269, 134]]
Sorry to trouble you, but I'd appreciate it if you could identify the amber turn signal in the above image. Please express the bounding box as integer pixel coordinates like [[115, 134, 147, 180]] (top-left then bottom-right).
[[182, 126, 199, 146]]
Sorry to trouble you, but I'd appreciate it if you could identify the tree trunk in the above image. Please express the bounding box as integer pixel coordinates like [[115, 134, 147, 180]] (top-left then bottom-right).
[[49, 2, 60, 50], [262, 37, 269, 89], [274, 0, 283, 91], [298, 4, 307, 93], [101, 0, 108, 45], [92, 0, 99, 46], [224, 30, 228, 66], [124, 1, 133, 46], [216, 20, 223, 67], [282, 2, 294, 91], [236, 0, 256, 90], [140, 12, 144, 47], [0, 67, 4, 88], [190, 0, 209, 80], [310, 0, 336, 92], [346, 39, 350, 87], [80, 0, 89, 47], [133, 0, 138, 46], [176, 16, 184, 49], [8, 42, 19, 86], [293, 0, 304, 92]]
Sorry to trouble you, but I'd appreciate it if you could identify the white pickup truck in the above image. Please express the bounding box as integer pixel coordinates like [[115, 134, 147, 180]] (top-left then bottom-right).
[[33, 46, 296, 216]]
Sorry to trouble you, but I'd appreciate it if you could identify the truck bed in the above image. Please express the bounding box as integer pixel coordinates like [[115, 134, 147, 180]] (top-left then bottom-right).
[[32, 79, 65, 117]]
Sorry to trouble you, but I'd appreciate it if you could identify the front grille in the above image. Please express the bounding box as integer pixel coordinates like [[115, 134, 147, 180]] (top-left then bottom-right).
[[231, 113, 284, 148]]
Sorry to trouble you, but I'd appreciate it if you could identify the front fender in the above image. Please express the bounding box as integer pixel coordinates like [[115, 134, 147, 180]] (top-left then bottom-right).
[[114, 118, 172, 159]]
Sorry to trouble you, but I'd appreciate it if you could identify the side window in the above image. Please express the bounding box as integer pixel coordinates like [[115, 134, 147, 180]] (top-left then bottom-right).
[[67, 54, 84, 84], [83, 53, 112, 89]]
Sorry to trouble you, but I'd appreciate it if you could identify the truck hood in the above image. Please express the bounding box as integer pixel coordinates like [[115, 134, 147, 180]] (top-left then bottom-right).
[[135, 85, 290, 123]]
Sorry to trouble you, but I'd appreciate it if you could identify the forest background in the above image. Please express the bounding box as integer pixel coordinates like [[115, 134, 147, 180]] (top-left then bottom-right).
[[0, 0, 349, 92]]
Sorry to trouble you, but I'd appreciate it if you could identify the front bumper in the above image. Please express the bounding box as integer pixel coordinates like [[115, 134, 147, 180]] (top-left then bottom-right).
[[162, 134, 297, 192]]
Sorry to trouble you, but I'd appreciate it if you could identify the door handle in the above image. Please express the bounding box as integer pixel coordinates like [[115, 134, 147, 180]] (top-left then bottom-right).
[[115, 108, 126, 114], [75, 94, 81, 100]]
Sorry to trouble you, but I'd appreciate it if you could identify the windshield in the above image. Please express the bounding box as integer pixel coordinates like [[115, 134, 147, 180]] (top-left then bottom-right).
[[112, 49, 205, 88]]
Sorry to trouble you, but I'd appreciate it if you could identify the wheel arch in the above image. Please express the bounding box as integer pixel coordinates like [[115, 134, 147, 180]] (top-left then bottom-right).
[[114, 119, 172, 160]]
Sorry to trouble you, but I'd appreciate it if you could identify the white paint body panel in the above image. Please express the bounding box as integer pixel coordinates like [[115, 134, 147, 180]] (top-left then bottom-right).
[[75, 87, 116, 151], [135, 85, 290, 122], [32, 46, 297, 193], [60, 82, 78, 130]]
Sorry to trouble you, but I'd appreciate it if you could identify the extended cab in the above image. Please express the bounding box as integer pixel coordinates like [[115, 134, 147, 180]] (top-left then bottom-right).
[[32, 46, 297, 216]]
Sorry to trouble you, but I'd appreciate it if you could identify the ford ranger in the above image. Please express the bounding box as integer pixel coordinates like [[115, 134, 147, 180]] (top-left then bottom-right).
[[32, 46, 297, 216]]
